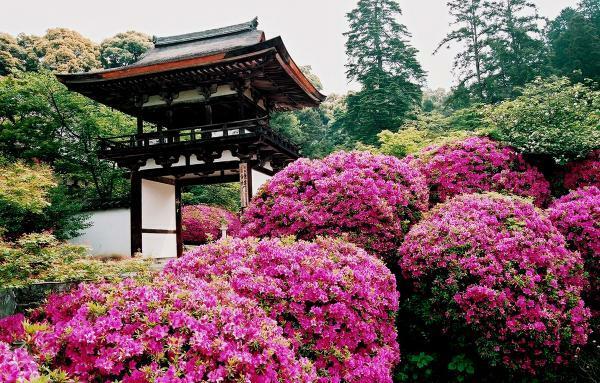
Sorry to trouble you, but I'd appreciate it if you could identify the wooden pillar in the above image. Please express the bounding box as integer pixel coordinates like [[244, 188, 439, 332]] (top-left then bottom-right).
[[239, 162, 253, 208], [130, 172, 142, 256], [175, 182, 183, 257], [136, 115, 143, 135]]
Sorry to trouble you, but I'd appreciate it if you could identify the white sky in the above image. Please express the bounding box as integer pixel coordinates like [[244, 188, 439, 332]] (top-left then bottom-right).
[[1, 0, 578, 94]]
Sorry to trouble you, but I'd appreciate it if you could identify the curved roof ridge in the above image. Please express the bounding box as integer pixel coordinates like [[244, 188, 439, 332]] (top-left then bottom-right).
[[153, 17, 258, 47]]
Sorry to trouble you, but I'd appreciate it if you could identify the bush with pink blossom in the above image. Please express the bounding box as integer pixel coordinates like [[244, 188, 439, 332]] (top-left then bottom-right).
[[399, 193, 590, 374], [0, 341, 41, 383], [21, 276, 316, 382], [564, 149, 600, 190], [413, 136, 551, 206], [181, 204, 240, 244], [164, 236, 400, 383], [548, 186, 600, 311], [241, 151, 428, 261]]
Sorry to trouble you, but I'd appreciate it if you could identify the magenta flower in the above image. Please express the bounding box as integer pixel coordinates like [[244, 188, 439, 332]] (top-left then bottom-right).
[[165, 236, 400, 383], [21, 276, 315, 382], [564, 149, 600, 190], [181, 204, 240, 244], [241, 151, 428, 262], [399, 193, 590, 374], [548, 186, 600, 313], [412, 136, 551, 207], [0, 342, 41, 383]]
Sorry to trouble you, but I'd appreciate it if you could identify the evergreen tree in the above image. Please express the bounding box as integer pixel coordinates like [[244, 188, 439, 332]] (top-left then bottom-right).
[[485, 0, 548, 100], [547, 0, 600, 82], [436, 0, 492, 101], [344, 0, 425, 144]]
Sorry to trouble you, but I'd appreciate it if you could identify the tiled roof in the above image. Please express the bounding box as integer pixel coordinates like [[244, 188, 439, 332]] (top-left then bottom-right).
[[132, 18, 263, 67]]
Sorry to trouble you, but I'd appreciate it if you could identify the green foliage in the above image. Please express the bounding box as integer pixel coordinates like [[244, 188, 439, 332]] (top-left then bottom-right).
[[448, 354, 475, 382], [99, 31, 153, 68], [435, 0, 491, 101], [484, 0, 548, 101], [395, 352, 435, 382], [0, 232, 151, 288], [182, 183, 241, 212], [547, 1, 600, 83], [366, 107, 484, 158], [271, 93, 350, 158], [344, 0, 425, 144], [439, 0, 547, 104], [34, 28, 100, 73], [0, 160, 55, 213], [487, 76, 600, 164], [0, 70, 133, 202]]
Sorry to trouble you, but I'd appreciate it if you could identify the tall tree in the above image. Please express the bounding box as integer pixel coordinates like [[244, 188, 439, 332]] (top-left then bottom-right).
[[547, 0, 600, 82], [436, 0, 492, 101], [35, 28, 100, 73], [100, 31, 153, 68], [0, 33, 27, 76], [344, 0, 425, 144], [485, 0, 548, 100]]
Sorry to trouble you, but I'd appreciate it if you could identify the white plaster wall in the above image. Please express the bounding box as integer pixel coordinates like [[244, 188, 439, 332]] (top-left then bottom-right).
[[70, 209, 131, 256], [252, 169, 272, 195], [142, 180, 177, 259], [142, 233, 177, 259], [142, 180, 176, 230]]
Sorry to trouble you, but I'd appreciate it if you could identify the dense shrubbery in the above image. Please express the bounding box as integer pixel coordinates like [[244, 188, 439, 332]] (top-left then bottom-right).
[[487, 77, 600, 165], [14, 276, 315, 382], [181, 204, 240, 244], [241, 151, 428, 261], [413, 136, 550, 206], [564, 149, 599, 190], [548, 186, 600, 312], [0, 232, 150, 287], [399, 193, 590, 373], [0, 341, 41, 383], [165, 237, 400, 383]]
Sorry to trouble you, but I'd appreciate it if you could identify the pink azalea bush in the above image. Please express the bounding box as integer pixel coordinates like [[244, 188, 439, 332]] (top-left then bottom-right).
[[0, 313, 25, 343], [413, 136, 550, 206], [182, 204, 240, 244], [564, 149, 600, 190], [0, 342, 41, 383], [21, 276, 316, 382], [241, 151, 428, 261], [548, 186, 600, 312], [399, 193, 590, 374], [164, 237, 400, 383]]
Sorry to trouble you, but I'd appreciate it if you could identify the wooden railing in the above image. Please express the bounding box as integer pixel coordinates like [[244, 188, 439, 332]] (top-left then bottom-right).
[[99, 117, 299, 155]]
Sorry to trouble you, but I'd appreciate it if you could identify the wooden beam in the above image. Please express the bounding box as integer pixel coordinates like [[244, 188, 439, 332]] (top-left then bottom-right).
[[130, 172, 142, 256], [175, 182, 183, 258], [141, 228, 177, 234], [239, 162, 252, 208]]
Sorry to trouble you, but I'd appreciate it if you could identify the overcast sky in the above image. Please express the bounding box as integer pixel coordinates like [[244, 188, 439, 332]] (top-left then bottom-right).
[[1, 0, 578, 94]]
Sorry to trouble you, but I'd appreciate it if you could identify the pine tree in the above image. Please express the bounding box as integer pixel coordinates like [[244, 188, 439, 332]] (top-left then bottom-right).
[[344, 0, 425, 144], [485, 0, 547, 100], [436, 0, 492, 101]]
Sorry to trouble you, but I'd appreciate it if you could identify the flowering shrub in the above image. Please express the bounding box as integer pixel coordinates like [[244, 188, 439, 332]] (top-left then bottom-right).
[[0, 342, 41, 383], [0, 232, 151, 287], [413, 136, 550, 206], [548, 186, 600, 311], [181, 204, 240, 244], [564, 149, 600, 190], [399, 193, 590, 373], [241, 151, 428, 261], [0, 314, 25, 343], [164, 237, 400, 383], [23, 276, 315, 382]]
